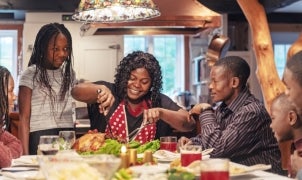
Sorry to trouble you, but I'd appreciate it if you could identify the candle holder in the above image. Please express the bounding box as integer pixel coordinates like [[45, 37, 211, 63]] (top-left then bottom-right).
[[129, 148, 138, 166], [120, 145, 129, 169], [143, 150, 153, 163]]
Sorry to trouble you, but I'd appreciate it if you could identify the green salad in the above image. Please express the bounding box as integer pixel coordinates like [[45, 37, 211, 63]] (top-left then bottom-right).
[[80, 139, 160, 156]]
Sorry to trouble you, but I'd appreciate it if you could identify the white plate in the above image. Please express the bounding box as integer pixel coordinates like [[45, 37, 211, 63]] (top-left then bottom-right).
[[129, 164, 169, 175], [230, 163, 272, 177], [153, 150, 210, 162], [153, 150, 180, 162], [0, 170, 44, 180], [12, 155, 39, 167]]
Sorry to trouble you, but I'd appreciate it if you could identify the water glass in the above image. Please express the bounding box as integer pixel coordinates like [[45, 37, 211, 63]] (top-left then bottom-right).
[[180, 144, 202, 166], [38, 135, 60, 155], [200, 158, 230, 180], [58, 131, 76, 150], [160, 136, 177, 152]]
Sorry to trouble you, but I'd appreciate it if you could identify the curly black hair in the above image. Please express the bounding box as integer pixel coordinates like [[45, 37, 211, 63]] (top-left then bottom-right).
[[0, 66, 11, 131], [114, 51, 163, 107], [28, 23, 74, 112]]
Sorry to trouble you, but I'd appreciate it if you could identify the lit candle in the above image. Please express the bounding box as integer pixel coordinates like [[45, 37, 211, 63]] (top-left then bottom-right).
[[120, 145, 129, 168], [129, 148, 137, 166], [143, 150, 153, 163]]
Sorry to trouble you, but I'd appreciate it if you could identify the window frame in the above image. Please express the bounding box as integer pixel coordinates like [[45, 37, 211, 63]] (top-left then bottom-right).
[[124, 35, 185, 96]]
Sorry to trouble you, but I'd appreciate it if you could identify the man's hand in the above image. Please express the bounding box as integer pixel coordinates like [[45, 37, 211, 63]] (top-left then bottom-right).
[[188, 103, 212, 121], [178, 136, 192, 147]]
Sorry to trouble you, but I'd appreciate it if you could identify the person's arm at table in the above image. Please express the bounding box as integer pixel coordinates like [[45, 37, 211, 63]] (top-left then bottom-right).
[[144, 108, 195, 132], [190, 105, 268, 158], [143, 94, 195, 132], [177, 103, 213, 146], [0, 131, 23, 168]]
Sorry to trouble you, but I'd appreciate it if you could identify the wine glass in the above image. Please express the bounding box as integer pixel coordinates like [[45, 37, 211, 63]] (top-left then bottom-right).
[[58, 131, 76, 150], [38, 135, 60, 155]]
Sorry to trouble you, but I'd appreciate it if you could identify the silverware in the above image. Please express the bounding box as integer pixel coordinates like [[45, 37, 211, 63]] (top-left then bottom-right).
[[97, 89, 108, 115], [1, 167, 39, 172], [128, 122, 153, 142]]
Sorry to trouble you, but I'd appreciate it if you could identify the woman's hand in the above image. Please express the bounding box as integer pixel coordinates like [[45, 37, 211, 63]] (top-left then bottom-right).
[[143, 108, 161, 124], [96, 85, 115, 115]]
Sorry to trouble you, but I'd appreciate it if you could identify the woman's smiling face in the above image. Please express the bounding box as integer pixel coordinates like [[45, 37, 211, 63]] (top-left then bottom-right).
[[127, 68, 152, 101]]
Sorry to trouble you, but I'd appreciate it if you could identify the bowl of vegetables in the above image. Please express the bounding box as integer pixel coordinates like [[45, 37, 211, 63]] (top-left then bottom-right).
[[39, 154, 121, 180]]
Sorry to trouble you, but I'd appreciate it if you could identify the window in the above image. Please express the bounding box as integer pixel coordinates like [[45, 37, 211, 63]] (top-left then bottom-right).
[[0, 30, 18, 81], [274, 44, 291, 78], [272, 32, 299, 79], [124, 35, 184, 96]]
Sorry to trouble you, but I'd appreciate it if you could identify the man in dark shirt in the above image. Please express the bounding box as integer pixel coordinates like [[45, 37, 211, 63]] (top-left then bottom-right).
[[179, 56, 284, 175]]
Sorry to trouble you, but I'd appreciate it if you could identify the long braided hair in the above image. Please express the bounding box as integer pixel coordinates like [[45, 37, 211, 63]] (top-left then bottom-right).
[[0, 66, 11, 131], [28, 23, 74, 114], [114, 51, 163, 107]]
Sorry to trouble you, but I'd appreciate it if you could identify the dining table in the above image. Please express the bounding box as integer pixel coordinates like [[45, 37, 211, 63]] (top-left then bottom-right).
[[0, 155, 293, 180]]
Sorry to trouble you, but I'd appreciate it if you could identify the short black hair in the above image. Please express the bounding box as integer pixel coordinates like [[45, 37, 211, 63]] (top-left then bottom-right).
[[286, 50, 302, 87], [272, 93, 296, 112], [214, 56, 250, 90]]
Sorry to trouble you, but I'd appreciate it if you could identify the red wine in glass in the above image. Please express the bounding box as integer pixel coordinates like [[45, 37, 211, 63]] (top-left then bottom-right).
[[160, 136, 177, 152], [181, 152, 202, 166], [41, 149, 59, 155], [39, 135, 59, 155], [160, 142, 177, 152], [200, 171, 229, 180]]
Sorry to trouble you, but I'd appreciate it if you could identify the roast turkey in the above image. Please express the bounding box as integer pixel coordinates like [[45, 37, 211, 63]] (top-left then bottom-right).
[[72, 131, 106, 152]]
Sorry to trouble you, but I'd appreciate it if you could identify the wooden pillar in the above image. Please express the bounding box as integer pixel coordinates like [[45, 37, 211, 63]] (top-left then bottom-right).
[[237, 0, 292, 170]]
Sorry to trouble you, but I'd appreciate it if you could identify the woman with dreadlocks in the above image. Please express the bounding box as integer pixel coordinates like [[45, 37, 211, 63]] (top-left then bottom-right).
[[0, 66, 22, 167], [72, 51, 195, 144], [18, 23, 76, 155]]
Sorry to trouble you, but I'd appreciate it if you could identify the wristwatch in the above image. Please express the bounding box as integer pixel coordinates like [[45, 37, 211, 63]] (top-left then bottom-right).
[[200, 106, 213, 113]]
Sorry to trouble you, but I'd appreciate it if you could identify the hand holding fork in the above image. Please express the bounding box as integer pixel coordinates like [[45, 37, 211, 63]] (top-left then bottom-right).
[[97, 87, 115, 116]]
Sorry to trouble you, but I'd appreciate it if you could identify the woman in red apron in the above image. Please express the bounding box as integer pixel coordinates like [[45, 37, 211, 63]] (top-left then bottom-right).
[[72, 51, 196, 144]]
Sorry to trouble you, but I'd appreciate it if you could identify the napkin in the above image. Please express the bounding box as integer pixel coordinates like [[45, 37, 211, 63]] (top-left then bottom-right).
[[12, 156, 39, 167]]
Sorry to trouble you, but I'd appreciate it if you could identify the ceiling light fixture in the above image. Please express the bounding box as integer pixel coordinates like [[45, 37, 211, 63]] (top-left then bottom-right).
[[72, 0, 161, 23]]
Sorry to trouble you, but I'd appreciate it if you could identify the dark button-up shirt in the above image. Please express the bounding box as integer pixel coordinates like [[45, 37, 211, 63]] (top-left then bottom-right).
[[191, 87, 284, 175]]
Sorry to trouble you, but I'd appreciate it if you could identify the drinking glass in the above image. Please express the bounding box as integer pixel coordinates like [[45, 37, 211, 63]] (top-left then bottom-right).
[[38, 135, 60, 155], [58, 131, 76, 150], [160, 136, 177, 152], [200, 158, 230, 180], [179, 144, 202, 166]]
